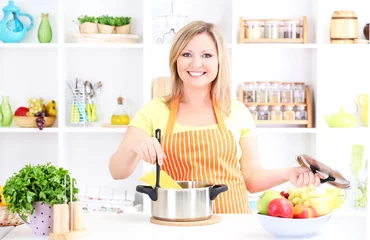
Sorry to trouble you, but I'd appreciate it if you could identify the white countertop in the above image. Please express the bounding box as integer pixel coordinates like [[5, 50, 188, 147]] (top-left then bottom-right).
[[2, 212, 367, 240]]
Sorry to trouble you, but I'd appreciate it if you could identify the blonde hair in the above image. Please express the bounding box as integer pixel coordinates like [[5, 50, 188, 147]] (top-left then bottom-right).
[[165, 21, 232, 116]]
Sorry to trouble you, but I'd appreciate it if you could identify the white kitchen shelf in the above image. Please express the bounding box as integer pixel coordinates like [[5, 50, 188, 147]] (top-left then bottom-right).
[[64, 127, 127, 133], [256, 128, 317, 134], [0, 127, 59, 133], [64, 43, 145, 49], [0, 43, 59, 49]]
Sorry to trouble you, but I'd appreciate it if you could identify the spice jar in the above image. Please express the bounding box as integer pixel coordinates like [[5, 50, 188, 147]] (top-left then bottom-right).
[[243, 82, 256, 103], [282, 19, 302, 39], [256, 81, 268, 103], [247, 104, 258, 121], [281, 82, 293, 103], [268, 81, 280, 103], [295, 104, 307, 120], [293, 82, 306, 103], [257, 104, 270, 120], [245, 20, 262, 39], [264, 20, 281, 39], [283, 104, 295, 120], [270, 104, 283, 120]]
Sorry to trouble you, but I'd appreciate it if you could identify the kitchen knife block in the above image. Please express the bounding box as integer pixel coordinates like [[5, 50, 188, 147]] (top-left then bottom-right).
[[49, 201, 87, 240]]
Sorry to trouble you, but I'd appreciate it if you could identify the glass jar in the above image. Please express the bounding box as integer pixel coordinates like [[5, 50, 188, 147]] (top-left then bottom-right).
[[257, 105, 270, 120], [256, 81, 268, 103], [270, 104, 283, 120], [282, 19, 302, 39], [295, 104, 307, 120], [247, 104, 258, 121], [283, 104, 295, 120], [243, 82, 256, 103], [280, 82, 293, 103], [268, 81, 280, 103], [293, 82, 306, 103], [245, 20, 262, 39], [264, 20, 281, 39]]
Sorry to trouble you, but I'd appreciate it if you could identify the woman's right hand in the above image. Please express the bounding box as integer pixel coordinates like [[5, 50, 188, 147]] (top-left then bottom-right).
[[134, 137, 165, 165]]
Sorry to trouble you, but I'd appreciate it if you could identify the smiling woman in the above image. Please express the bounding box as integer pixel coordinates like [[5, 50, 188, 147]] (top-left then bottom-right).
[[109, 20, 321, 214]]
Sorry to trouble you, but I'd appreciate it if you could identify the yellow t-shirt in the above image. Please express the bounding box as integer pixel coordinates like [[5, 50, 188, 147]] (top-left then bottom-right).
[[129, 98, 257, 160]]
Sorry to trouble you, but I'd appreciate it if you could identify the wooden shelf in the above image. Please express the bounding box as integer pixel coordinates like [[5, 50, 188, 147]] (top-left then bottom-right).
[[256, 120, 308, 125]]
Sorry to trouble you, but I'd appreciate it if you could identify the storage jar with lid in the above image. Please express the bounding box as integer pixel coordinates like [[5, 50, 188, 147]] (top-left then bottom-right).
[[281, 82, 293, 103], [270, 104, 283, 120], [256, 81, 268, 103], [243, 82, 256, 103], [293, 82, 305, 103], [283, 104, 295, 120], [295, 104, 307, 120], [264, 20, 281, 39], [257, 104, 270, 120], [247, 104, 258, 121], [268, 81, 280, 103], [244, 20, 262, 39], [282, 19, 302, 39]]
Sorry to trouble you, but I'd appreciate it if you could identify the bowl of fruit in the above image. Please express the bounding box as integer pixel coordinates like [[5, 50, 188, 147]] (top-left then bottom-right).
[[13, 98, 57, 130], [256, 185, 334, 238]]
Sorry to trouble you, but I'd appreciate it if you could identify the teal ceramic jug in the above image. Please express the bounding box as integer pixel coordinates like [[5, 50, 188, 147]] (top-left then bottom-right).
[[1, 96, 13, 127], [38, 13, 52, 43]]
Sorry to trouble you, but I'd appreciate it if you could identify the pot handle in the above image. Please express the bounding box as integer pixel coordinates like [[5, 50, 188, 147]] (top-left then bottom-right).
[[210, 184, 228, 200], [136, 185, 158, 201], [310, 165, 335, 184]]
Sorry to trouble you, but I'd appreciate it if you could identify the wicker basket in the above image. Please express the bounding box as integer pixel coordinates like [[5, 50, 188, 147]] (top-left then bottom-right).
[[13, 116, 56, 128], [0, 206, 24, 227]]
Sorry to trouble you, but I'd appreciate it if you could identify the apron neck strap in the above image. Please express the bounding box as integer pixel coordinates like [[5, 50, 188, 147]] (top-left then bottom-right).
[[165, 95, 227, 135]]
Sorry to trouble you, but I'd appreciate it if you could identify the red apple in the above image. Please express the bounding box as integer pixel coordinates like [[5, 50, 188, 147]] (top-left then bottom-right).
[[14, 107, 29, 116], [293, 204, 317, 218], [268, 197, 294, 218]]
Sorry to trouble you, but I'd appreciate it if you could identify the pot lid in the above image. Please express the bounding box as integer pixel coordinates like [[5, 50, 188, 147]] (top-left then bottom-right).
[[296, 155, 351, 189], [3, 1, 20, 13]]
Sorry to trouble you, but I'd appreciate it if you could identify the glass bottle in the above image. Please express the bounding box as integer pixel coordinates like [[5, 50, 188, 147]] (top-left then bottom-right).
[[1, 96, 13, 127], [244, 20, 262, 39], [283, 104, 295, 120], [268, 81, 280, 103], [282, 19, 302, 39], [256, 81, 268, 103], [264, 20, 281, 39], [293, 82, 306, 103], [38, 13, 52, 43], [111, 96, 130, 125], [257, 104, 270, 120], [281, 82, 293, 103], [247, 104, 258, 122], [270, 104, 283, 121], [295, 104, 307, 120], [243, 82, 256, 103]]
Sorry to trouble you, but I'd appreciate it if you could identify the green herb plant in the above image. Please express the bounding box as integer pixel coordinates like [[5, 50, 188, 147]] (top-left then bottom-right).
[[115, 17, 131, 27], [2, 163, 79, 218], [75, 15, 96, 24], [97, 15, 116, 26]]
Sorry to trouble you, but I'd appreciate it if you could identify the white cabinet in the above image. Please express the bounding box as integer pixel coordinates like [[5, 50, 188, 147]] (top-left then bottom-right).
[[0, 0, 368, 215]]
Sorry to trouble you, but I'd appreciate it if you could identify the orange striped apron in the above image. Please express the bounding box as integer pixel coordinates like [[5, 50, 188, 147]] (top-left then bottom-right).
[[162, 97, 251, 213]]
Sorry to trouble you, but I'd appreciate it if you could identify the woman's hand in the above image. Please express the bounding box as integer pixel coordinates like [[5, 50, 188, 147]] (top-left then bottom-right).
[[287, 167, 321, 188], [134, 137, 165, 165]]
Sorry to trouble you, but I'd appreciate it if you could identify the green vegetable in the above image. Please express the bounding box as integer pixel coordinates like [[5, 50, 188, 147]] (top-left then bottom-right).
[[76, 15, 96, 24], [115, 17, 131, 27], [97, 15, 116, 26], [2, 163, 79, 218]]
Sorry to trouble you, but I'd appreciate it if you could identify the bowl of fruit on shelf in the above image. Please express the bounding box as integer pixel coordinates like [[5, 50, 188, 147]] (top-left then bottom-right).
[[13, 98, 57, 130], [256, 185, 335, 238]]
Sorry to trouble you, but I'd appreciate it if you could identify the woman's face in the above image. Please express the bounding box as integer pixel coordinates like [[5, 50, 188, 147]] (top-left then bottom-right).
[[177, 33, 219, 89]]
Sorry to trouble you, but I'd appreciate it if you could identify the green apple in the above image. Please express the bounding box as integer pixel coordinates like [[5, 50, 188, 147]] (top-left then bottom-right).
[[257, 190, 282, 215]]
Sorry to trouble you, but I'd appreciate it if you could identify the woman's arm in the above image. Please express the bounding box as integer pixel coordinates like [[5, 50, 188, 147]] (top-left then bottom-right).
[[239, 136, 320, 194]]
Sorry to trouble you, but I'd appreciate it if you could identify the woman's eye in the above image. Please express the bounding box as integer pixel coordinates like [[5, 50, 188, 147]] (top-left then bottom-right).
[[182, 53, 191, 57], [203, 53, 212, 58]]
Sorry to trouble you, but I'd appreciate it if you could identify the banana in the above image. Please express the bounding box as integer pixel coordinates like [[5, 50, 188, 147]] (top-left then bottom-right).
[[45, 100, 56, 110], [46, 106, 57, 117]]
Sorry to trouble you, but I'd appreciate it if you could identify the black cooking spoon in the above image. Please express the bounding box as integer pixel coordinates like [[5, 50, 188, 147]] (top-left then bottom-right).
[[155, 128, 161, 189]]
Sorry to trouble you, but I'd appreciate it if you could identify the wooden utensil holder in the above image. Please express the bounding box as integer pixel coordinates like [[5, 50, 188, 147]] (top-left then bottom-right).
[[239, 16, 308, 44], [49, 175, 87, 240], [237, 84, 313, 128]]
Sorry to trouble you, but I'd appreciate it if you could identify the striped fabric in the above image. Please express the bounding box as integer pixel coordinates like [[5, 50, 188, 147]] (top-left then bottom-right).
[[161, 97, 252, 214]]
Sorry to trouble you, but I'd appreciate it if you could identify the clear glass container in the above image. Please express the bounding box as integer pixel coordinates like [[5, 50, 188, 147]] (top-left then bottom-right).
[[247, 104, 258, 121], [244, 20, 262, 39], [293, 82, 306, 103], [283, 104, 295, 120], [282, 19, 302, 39], [268, 81, 280, 103], [243, 82, 256, 103], [111, 96, 131, 125], [270, 104, 283, 120], [295, 104, 307, 120], [256, 81, 268, 103], [280, 82, 293, 103], [264, 20, 281, 39], [257, 105, 270, 120]]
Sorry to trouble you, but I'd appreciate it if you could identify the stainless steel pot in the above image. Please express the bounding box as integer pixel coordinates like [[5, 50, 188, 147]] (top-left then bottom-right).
[[136, 181, 228, 222]]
